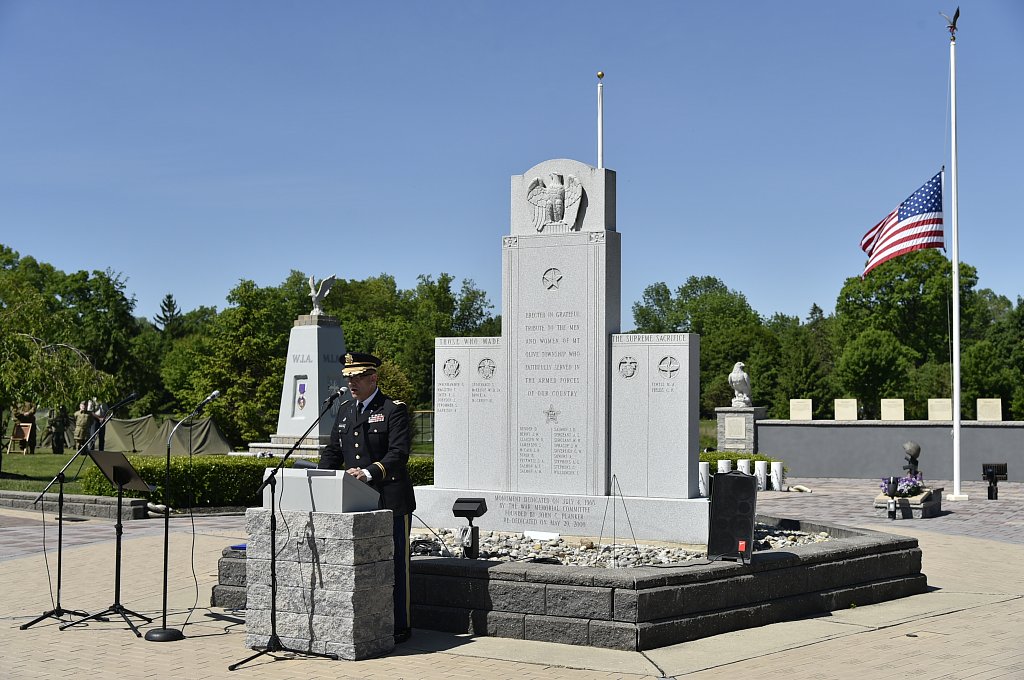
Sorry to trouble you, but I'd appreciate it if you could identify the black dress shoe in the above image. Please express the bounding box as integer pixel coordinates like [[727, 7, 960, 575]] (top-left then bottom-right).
[[394, 628, 412, 644]]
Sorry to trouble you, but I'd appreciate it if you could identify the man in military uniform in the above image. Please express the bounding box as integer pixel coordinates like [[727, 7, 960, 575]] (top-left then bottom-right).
[[74, 402, 93, 451], [318, 352, 415, 644], [48, 405, 69, 455]]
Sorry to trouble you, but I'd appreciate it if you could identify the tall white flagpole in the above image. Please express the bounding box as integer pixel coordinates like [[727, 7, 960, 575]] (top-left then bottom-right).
[[597, 71, 604, 169], [945, 9, 967, 501]]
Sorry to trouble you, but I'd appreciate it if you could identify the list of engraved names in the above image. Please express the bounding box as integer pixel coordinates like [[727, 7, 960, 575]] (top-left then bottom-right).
[[518, 309, 585, 478]]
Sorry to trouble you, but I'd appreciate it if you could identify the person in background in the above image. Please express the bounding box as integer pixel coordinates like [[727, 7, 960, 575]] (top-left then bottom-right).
[[74, 402, 92, 451], [48, 405, 68, 456], [92, 400, 107, 450], [14, 402, 37, 455]]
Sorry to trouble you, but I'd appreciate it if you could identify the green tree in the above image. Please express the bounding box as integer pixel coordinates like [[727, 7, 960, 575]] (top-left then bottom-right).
[[834, 249, 991, 363], [770, 310, 835, 419], [178, 278, 295, 446], [834, 329, 917, 418], [154, 293, 184, 338], [0, 248, 117, 412], [905, 361, 951, 420], [633, 275, 768, 416], [961, 340, 1018, 419]]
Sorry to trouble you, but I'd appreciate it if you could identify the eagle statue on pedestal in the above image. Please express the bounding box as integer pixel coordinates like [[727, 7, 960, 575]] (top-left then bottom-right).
[[728, 362, 752, 407]]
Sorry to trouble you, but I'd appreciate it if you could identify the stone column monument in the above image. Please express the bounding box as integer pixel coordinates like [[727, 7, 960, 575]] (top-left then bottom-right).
[[246, 276, 347, 458], [417, 159, 707, 544]]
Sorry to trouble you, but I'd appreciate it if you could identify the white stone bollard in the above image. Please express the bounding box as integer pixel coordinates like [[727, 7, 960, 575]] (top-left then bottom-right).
[[754, 461, 768, 491], [737, 459, 751, 475], [698, 462, 710, 497], [770, 462, 785, 491], [717, 459, 732, 474]]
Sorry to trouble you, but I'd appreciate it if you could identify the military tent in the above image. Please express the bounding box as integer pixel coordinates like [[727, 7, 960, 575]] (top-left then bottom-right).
[[34, 415, 232, 456]]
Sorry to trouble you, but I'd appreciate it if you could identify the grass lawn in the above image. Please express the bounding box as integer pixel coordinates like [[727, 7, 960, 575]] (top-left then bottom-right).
[[411, 441, 434, 455], [0, 451, 91, 494]]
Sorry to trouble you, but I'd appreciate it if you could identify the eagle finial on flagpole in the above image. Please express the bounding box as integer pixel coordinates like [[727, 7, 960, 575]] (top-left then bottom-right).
[[940, 7, 960, 40]]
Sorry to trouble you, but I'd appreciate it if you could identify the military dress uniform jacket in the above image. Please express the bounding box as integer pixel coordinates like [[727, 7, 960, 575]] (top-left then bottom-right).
[[319, 391, 416, 515]]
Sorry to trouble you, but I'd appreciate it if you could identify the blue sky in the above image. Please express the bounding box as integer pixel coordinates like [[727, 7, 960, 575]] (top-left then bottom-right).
[[2, 1, 1022, 329]]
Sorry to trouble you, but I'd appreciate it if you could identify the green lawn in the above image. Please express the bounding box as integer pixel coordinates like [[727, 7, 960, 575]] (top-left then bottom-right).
[[411, 441, 434, 455], [0, 451, 91, 494]]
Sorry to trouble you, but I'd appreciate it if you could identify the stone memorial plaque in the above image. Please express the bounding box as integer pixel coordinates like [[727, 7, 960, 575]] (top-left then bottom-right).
[[834, 399, 858, 421], [928, 398, 953, 421], [724, 416, 746, 439], [976, 398, 1002, 421], [433, 337, 506, 490], [789, 399, 813, 420], [610, 334, 699, 499], [880, 398, 905, 421]]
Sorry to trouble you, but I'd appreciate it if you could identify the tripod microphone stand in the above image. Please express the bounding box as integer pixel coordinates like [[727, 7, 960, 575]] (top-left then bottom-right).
[[21, 393, 136, 630], [228, 389, 346, 671], [146, 389, 220, 643]]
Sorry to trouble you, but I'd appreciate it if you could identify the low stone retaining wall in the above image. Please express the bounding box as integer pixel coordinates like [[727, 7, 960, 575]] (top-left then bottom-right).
[[212, 515, 927, 652], [0, 490, 148, 520], [409, 516, 927, 651]]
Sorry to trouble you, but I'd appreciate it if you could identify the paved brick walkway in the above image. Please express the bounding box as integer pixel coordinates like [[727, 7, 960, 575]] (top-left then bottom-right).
[[1, 481, 1022, 679]]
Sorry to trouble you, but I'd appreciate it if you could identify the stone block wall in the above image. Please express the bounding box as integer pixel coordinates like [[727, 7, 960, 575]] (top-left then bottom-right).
[[244, 508, 395, 660], [0, 490, 148, 520], [410, 518, 927, 651], [211, 546, 246, 610]]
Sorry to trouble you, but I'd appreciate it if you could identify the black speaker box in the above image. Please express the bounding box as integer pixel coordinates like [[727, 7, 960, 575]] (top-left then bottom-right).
[[707, 470, 758, 562]]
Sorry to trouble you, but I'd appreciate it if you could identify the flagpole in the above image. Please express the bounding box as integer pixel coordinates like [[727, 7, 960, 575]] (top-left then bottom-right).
[[597, 71, 604, 169], [946, 10, 967, 501]]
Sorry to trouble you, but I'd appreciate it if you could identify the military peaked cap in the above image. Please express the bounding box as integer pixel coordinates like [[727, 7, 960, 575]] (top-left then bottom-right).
[[342, 352, 381, 377]]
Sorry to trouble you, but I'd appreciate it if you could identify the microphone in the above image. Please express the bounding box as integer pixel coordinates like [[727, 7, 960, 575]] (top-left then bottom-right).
[[198, 390, 221, 408], [109, 392, 139, 411], [292, 458, 317, 470], [323, 386, 347, 406]]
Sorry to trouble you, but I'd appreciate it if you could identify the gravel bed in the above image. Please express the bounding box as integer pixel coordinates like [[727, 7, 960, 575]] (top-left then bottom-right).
[[411, 523, 831, 567]]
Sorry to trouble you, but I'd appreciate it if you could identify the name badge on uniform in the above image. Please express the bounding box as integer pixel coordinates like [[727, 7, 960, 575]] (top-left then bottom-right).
[[368, 413, 384, 423]]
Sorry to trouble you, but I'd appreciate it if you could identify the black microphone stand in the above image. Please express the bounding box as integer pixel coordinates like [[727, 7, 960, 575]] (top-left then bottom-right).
[[146, 394, 216, 642], [21, 397, 131, 630], [228, 391, 346, 671]]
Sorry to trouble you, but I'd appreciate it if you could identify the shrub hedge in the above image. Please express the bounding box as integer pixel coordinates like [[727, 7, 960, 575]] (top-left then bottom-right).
[[80, 455, 437, 508]]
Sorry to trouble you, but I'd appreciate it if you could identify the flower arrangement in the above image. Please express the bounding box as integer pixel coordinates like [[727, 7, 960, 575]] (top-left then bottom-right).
[[879, 472, 924, 497]]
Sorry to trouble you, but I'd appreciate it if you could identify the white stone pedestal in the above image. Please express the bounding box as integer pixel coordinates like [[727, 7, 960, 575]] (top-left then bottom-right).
[[246, 314, 347, 458], [244, 508, 395, 660]]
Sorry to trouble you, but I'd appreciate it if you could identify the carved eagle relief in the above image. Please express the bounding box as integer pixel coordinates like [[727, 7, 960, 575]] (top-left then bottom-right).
[[527, 173, 583, 232]]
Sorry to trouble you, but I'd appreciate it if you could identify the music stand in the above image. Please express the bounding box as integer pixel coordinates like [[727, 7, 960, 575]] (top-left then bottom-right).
[[61, 450, 155, 637]]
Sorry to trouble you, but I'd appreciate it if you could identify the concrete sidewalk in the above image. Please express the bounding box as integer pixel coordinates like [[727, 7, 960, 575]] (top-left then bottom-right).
[[1, 479, 1022, 679]]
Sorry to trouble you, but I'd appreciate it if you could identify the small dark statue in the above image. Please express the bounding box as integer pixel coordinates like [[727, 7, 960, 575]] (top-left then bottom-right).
[[902, 441, 921, 476]]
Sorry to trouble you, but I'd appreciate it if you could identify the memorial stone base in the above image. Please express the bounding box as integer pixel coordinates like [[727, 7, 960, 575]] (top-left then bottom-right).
[[414, 486, 709, 544], [873, 488, 944, 519], [244, 508, 395, 660]]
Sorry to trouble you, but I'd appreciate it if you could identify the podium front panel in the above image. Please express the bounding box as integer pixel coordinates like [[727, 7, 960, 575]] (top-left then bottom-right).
[[262, 468, 380, 513]]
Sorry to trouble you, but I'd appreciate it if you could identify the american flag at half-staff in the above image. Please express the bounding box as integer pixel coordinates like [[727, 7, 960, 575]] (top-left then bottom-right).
[[860, 172, 945, 276]]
